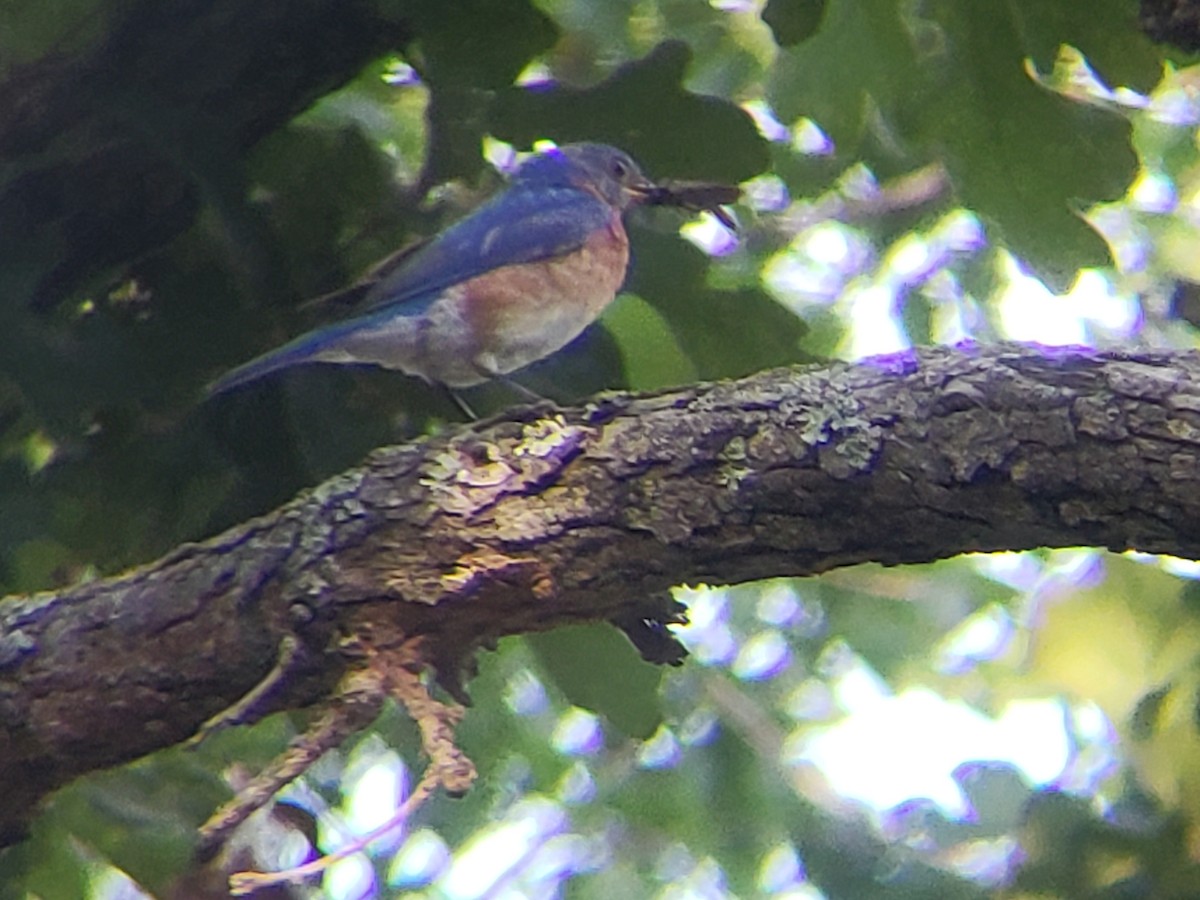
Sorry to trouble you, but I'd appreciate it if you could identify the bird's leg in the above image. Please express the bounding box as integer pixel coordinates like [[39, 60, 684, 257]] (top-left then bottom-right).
[[499, 376, 551, 405], [439, 384, 479, 420], [469, 361, 554, 408]]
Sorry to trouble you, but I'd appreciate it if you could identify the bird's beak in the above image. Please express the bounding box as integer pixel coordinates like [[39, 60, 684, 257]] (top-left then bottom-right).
[[625, 177, 658, 204]]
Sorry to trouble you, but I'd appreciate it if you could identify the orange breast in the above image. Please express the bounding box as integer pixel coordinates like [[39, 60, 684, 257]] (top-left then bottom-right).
[[460, 218, 631, 377]]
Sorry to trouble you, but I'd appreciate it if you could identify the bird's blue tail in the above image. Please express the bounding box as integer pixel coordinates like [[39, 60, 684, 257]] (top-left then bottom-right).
[[206, 320, 362, 396]]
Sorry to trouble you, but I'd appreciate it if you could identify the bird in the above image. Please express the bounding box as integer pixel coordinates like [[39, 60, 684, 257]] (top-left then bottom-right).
[[207, 143, 657, 401]]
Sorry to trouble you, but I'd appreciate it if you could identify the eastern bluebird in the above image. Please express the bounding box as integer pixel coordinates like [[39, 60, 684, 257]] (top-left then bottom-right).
[[208, 143, 656, 398]]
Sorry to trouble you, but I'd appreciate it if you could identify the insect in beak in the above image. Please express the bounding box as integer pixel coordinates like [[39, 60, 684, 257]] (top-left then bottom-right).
[[640, 179, 741, 231]]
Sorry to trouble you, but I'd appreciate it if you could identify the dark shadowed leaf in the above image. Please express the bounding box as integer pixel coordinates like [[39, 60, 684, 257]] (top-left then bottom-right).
[[491, 40, 769, 183], [405, 0, 557, 88], [405, 0, 559, 183], [763, 0, 828, 47]]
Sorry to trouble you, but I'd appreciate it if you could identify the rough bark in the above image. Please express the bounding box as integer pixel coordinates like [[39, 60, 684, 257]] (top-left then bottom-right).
[[3, 342, 1200, 844]]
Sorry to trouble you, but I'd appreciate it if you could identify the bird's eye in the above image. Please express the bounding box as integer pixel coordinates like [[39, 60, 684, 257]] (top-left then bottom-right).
[[611, 158, 629, 179]]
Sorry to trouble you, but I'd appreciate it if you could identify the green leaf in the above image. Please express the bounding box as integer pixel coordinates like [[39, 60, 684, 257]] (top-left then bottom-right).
[[4, 751, 224, 897], [819, 580, 944, 677], [1008, 0, 1162, 92], [920, 2, 1136, 287], [5, 716, 299, 897], [767, 0, 923, 162], [770, 0, 1139, 285], [526, 623, 666, 739], [423, 87, 502, 184], [601, 293, 697, 391], [0, 0, 107, 69], [0, 828, 90, 900], [901, 292, 933, 345], [512, 323, 627, 403], [246, 123, 398, 292], [626, 227, 808, 379], [10, 537, 73, 593]]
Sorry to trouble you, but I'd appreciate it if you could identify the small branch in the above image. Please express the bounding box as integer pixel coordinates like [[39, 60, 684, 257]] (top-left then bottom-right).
[[388, 660, 476, 796], [779, 162, 950, 232], [196, 665, 388, 859], [223, 637, 474, 894]]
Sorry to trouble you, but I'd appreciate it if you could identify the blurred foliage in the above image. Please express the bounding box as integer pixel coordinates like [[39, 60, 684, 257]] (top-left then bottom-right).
[[526, 623, 668, 739], [6, 0, 1200, 897]]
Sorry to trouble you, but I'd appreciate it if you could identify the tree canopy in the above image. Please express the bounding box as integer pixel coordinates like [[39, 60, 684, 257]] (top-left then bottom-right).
[[3, 1, 1200, 897]]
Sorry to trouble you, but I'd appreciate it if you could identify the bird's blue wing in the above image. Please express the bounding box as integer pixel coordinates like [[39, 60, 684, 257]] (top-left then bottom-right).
[[206, 184, 616, 396], [361, 185, 613, 312]]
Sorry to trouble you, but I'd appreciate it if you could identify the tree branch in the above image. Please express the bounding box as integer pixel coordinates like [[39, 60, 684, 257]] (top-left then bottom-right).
[[3, 342, 1200, 844], [0, 0, 410, 310]]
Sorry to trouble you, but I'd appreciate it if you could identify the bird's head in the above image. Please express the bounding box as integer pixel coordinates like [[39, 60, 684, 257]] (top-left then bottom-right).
[[516, 143, 655, 210]]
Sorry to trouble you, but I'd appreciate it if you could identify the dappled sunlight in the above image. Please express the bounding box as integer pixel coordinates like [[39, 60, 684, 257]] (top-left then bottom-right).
[[842, 282, 911, 357], [741, 98, 791, 142], [996, 256, 1141, 345], [791, 117, 836, 156], [387, 828, 450, 889], [556, 761, 597, 803], [680, 213, 740, 256], [731, 628, 792, 680], [551, 708, 605, 757], [637, 725, 684, 770], [933, 604, 1016, 675], [439, 796, 570, 897], [791, 689, 1073, 817]]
